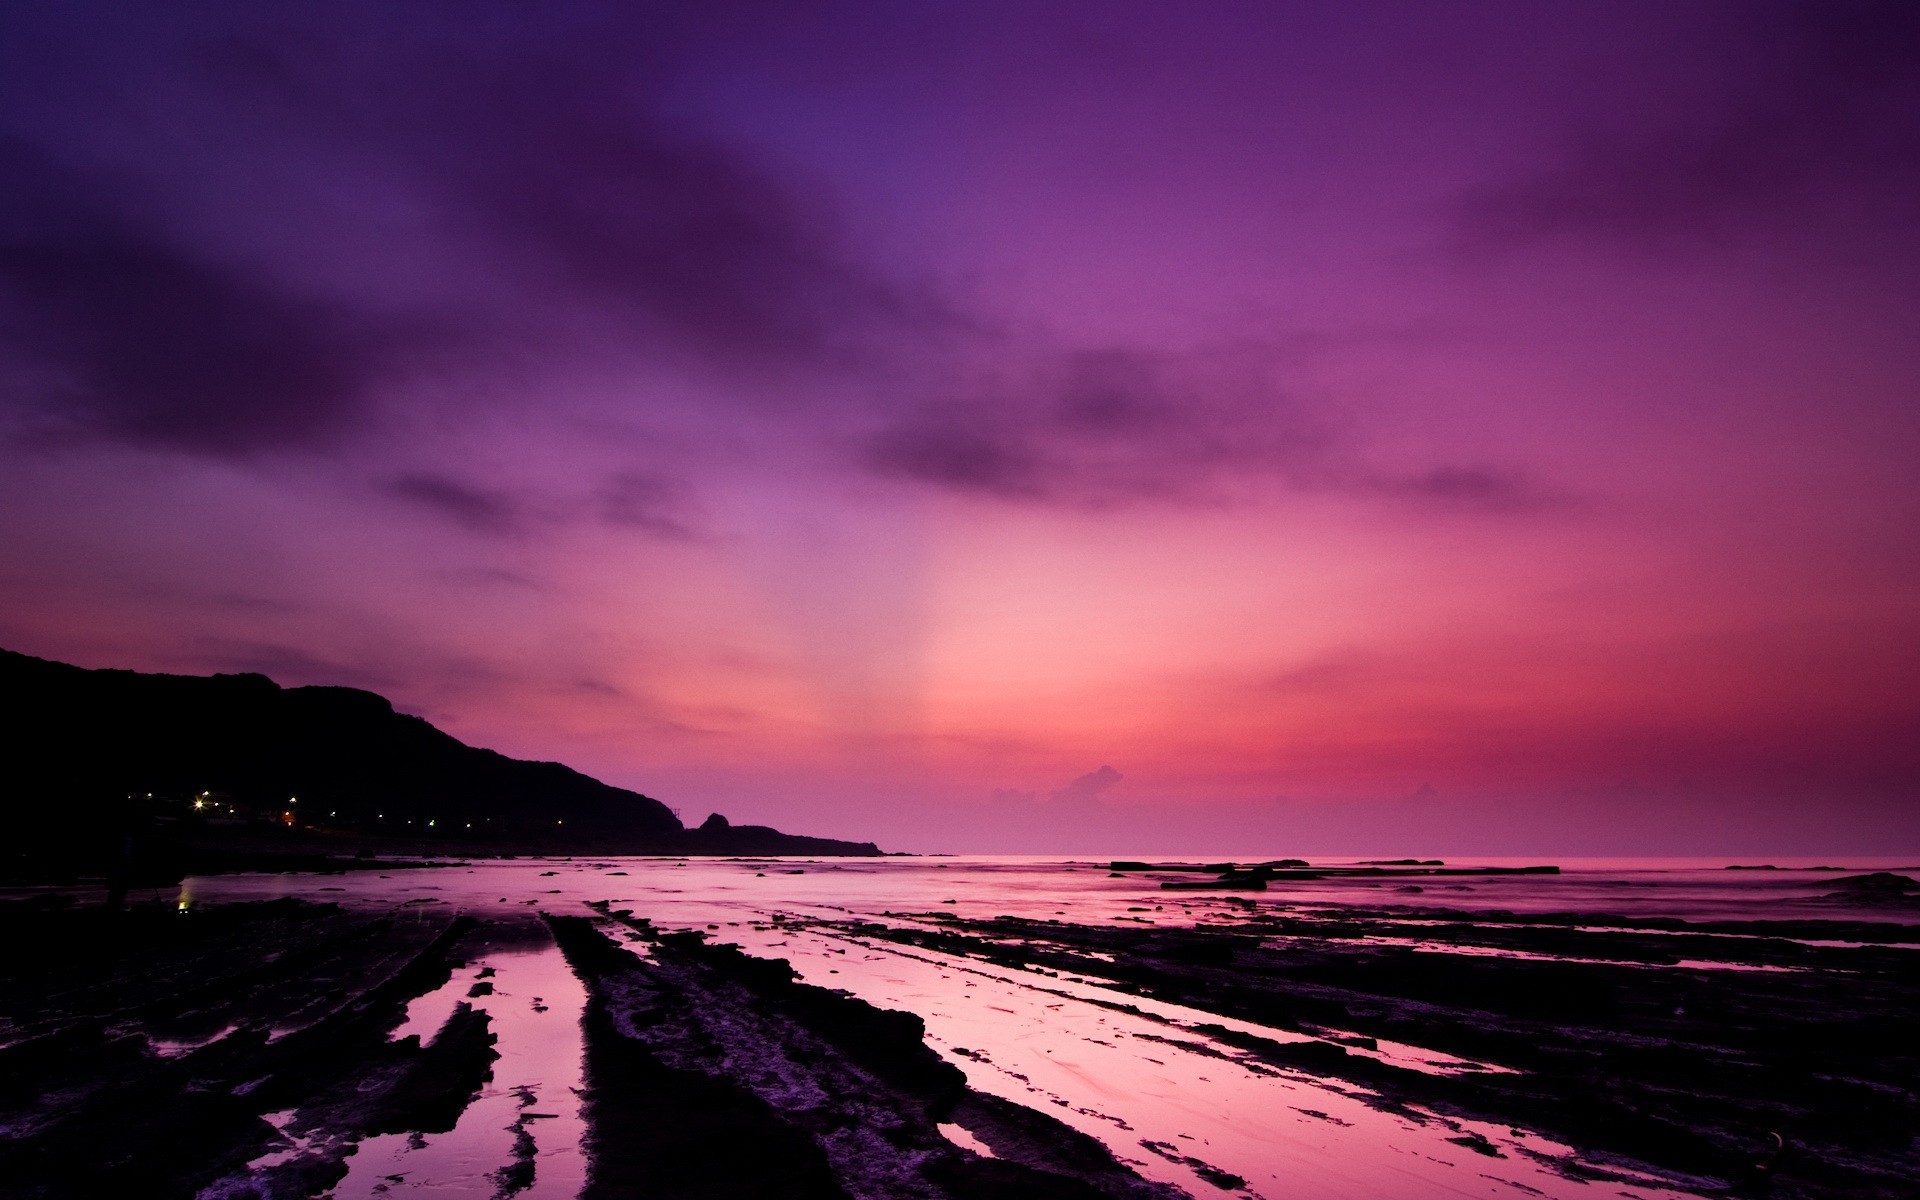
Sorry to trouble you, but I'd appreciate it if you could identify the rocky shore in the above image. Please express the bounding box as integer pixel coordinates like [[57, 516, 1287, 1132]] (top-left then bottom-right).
[[0, 897, 1183, 1199], [551, 906, 1181, 1199], [4, 868, 1915, 1200], [841, 897, 1920, 1198]]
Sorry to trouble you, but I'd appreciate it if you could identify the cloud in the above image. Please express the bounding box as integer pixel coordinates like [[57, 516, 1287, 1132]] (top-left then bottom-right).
[[0, 2, 936, 461], [971, 767, 1123, 836], [1459, 1, 1920, 250], [0, 139, 393, 456], [864, 420, 1049, 500], [1361, 465, 1573, 515], [859, 345, 1333, 507], [191, 638, 398, 692], [0, 3, 1576, 530], [441, 98, 912, 364], [386, 473, 524, 536], [860, 345, 1566, 516], [597, 472, 701, 539], [1265, 652, 1378, 696], [437, 567, 544, 591], [1050, 764, 1124, 805], [391, 469, 704, 543], [0, 0, 1600, 714], [196, 4, 932, 365]]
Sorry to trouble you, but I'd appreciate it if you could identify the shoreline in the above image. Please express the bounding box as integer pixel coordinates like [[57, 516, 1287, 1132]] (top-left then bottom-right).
[[5, 859, 1917, 1198]]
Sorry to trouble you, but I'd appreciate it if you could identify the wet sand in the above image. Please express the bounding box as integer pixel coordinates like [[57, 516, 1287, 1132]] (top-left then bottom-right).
[[2, 856, 1915, 1198]]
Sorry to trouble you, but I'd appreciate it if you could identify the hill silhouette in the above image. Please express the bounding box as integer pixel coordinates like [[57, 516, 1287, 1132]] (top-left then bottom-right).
[[1, 647, 881, 880]]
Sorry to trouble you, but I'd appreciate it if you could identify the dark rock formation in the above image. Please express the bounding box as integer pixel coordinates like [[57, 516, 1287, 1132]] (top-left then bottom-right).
[[0, 903, 495, 1200], [855, 905, 1920, 1200], [1828, 872, 1919, 893], [548, 913, 1182, 1200], [1820, 872, 1920, 907]]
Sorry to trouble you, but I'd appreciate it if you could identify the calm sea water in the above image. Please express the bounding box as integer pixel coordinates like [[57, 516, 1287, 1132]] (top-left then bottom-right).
[[176, 853, 1920, 926]]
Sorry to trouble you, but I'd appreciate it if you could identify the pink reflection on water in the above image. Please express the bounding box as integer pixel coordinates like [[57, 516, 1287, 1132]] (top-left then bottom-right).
[[171, 854, 1920, 930], [330, 940, 586, 1200], [170, 855, 1919, 1200], [721, 920, 1706, 1199]]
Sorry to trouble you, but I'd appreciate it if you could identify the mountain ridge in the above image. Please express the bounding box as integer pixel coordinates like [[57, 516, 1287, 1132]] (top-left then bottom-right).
[[0, 647, 883, 879]]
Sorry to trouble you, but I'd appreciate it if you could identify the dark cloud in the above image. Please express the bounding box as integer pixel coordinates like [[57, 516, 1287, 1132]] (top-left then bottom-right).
[[196, 593, 307, 616], [0, 2, 934, 461], [0, 140, 391, 456], [192, 638, 397, 691], [1461, 1, 1920, 250], [862, 347, 1564, 516], [1266, 652, 1377, 696], [444, 97, 912, 364], [387, 473, 524, 536], [0, 2, 1583, 530], [438, 567, 544, 590], [1363, 466, 1573, 515], [1050, 764, 1123, 805], [396, 471, 705, 543], [597, 472, 701, 539], [103, 576, 315, 617], [861, 346, 1329, 507], [971, 766, 1125, 840], [1056, 349, 1181, 433], [195, 4, 931, 365], [864, 420, 1049, 500]]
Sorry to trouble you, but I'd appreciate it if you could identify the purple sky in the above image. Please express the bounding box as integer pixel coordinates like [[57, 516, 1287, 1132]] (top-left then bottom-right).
[[2, 1, 1916, 853]]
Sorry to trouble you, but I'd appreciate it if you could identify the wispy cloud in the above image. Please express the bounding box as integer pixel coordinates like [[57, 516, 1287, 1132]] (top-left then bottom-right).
[[386, 473, 524, 536], [860, 345, 1568, 516], [1050, 764, 1124, 805], [1359, 465, 1574, 515], [596, 472, 703, 539], [0, 2, 937, 461], [190, 637, 398, 692], [0, 139, 396, 456], [1458, 1, 1920, 251], [860, 345, 1326, 507]]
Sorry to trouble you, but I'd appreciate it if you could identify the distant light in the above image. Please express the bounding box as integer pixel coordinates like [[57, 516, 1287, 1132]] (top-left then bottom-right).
[[428, 820, 436, 828], [193, 799, 205, 811]]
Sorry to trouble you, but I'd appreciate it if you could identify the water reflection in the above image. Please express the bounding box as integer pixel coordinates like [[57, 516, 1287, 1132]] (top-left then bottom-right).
[[331, 940, 586, 1200], [171, 855, 1914, 1199]]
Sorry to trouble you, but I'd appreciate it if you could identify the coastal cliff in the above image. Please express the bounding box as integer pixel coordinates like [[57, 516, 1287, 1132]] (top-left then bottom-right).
[[0, 647, 881, 878]]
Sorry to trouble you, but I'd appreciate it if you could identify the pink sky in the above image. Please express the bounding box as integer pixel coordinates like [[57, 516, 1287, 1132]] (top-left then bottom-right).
[[1, 2, 1915, 851]]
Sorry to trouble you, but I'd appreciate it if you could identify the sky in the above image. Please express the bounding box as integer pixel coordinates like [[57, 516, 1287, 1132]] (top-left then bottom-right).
[[1, 1, 1916, 854]]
